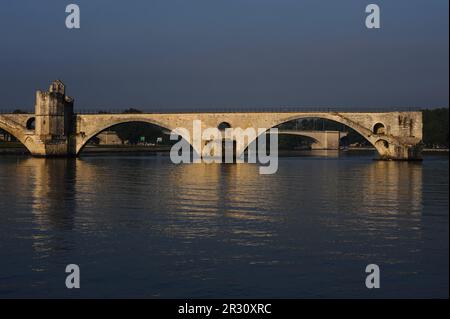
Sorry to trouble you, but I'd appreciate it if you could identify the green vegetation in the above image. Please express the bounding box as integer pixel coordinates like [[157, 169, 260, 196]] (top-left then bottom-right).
[[422, 108, 449, 148], [112, 122, 170, 145], [106, 108, 172, 145], [12, 109, 30, 114]]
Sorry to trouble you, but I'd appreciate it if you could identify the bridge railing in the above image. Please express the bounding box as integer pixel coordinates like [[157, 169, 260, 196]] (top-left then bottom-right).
[[0, 106, 426, 115], [72, 106, 425, 114]]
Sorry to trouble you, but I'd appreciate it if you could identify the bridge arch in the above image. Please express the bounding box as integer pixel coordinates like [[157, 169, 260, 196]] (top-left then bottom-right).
[[75, 118, 194, 156], [0, 121, 33, 154], [240, 113, 398, 159]]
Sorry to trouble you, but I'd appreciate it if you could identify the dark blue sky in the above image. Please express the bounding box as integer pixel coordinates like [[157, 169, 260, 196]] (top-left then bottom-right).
[[0, 0, 448, 110]]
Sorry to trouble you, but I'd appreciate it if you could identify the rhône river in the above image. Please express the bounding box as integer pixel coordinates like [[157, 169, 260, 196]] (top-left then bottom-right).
[[0, 152, 448, 298]]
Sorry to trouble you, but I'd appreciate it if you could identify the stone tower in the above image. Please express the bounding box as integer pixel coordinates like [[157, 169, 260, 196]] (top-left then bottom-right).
[[35, 80, 74, 142]]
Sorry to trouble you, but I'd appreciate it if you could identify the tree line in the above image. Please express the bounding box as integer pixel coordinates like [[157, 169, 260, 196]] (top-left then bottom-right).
[[422, 108, 449, 148]]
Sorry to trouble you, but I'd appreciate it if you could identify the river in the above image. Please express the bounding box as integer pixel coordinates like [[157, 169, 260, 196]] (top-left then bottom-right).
[[0, 151, 448, 298]]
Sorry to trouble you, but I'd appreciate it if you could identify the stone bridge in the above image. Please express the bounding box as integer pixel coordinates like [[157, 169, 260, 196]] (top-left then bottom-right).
[[0, 80, 423, 160]]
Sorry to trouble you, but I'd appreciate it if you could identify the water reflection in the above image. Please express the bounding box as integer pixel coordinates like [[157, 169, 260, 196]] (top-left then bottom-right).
[[15, 159, 76, 257], [363, 161, 423, 215], [14, 156, 423, 247], [29, 158, 77, 231], [0, 153, 439, 298]]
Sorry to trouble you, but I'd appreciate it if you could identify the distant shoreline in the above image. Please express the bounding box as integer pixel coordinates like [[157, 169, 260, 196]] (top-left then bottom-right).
[[0, 143, 448, 155], [344, 147, 449, 153], [422, 148, 449, 152]]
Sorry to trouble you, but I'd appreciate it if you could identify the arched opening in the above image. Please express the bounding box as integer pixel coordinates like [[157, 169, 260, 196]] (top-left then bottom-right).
[[77, 121, 195, 158], [243, 116, 376, 158], [275, 117, 371, 148], [26, 117, 35, 130], [80, 121, 171, 153], [250, 117, 373, 149], [0, 127, 30, 154], [373, 122, 386, 135], [218, 122, 232, 131], [375, 139, 389, 149]]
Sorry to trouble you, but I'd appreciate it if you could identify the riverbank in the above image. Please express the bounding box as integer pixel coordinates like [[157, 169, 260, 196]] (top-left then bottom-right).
[[82, 144, 172, 154], [423, 148, 449, 152], [0, 143, 448, 155], [0, 143, 173, 155], [343, 147, 449, 153]]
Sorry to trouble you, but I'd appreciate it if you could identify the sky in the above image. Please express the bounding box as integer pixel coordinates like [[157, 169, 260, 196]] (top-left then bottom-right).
[[0, 0, 448, 111]]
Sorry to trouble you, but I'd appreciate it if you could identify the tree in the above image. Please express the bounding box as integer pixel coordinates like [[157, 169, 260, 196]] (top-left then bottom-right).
[[122, 108, 143, 114], [12, 109, 30, 114], [422, 108, 449, 148]]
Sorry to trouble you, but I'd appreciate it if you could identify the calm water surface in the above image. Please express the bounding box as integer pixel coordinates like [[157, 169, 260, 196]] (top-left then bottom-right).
[[0, 152, 448, 298]]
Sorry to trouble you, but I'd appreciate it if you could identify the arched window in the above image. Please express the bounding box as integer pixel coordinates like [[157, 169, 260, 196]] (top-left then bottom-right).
[[218, 122, 231, 131], [26, 117, 35, 130], [373, 123, 386, 135]]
